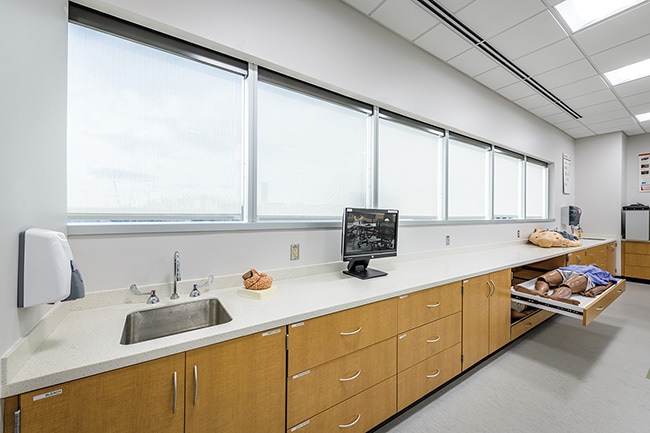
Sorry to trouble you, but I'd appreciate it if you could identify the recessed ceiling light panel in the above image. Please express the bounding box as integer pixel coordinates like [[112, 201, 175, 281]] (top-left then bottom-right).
[[555, 0, 645, 32], [637, 112, 650, 123], [604, 58, 650, 86]]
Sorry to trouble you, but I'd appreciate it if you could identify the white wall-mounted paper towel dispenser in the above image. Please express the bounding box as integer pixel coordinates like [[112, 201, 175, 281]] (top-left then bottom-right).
[[17, 228, 85, 308]]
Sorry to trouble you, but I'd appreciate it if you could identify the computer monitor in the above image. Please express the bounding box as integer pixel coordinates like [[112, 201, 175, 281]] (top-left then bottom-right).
[[341, 207, 398, 279]]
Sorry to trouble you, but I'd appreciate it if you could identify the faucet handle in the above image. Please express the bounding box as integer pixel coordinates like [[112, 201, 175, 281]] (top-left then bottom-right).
[[189, 284, 201, 298], [147, 290, 160, 304]]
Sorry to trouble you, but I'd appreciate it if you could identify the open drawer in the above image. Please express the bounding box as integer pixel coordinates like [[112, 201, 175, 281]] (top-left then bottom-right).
[[511, 278, 626, 326]]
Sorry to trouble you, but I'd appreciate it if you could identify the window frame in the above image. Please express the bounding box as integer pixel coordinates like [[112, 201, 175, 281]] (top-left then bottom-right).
[[66, 4, 552, 235]]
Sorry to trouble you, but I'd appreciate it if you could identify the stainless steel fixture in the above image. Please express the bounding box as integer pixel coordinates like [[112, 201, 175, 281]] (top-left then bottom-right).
[[129, 283, 160, 304], [120, 298, 232, 344], [171, 250, 181, 300]]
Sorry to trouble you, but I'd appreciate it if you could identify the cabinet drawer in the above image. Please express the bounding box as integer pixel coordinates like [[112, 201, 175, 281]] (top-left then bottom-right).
[[397, 282, 461, 333], [397, 343, 461, 412], [624, 265, 650, 279], [288, 298, 397, 375], [287, 338, 396, 427], [623, 241, 650, 255], [397, 312, 461, 372], [510, 309, 554, 340], [287, 376, 396, 433], [583, 279, 626, 325], [623, 253, 650, 267]]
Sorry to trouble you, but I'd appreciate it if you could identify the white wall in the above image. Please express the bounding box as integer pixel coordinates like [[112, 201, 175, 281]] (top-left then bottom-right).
[[625, 134, 650, 205], [0, 0, 68, 358], [1, 0, 578, 359]]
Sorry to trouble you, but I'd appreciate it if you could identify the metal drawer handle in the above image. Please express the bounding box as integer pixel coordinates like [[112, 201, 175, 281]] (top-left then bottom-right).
[[340, 326, 362, 336], [426, 369, 441, 379], [426, 336, 441, 343], [193, 365, 198, 406], [339, 414, 361, 428], [339, 370, 362, 382], [596, 306, 604, 311], [173, 371, 178, 414], [427, 302, 441, 308], [525, 322, 533, 328]]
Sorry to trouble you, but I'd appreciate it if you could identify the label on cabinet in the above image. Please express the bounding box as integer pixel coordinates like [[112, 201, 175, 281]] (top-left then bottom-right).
[[33, 389, 62, 401]]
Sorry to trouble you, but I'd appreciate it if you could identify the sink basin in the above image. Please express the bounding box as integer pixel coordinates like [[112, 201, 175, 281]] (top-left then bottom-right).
[[120, 298, 232, 345]]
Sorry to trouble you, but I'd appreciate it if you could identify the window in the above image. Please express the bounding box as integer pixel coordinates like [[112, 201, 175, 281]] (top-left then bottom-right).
[[447, 134, 491, 219], [525, 158, 549, 219], [67, 5, 246, 221], [256, 69, 371, 220], [493, 149, 524, 219], [377, 111, 444, 219]]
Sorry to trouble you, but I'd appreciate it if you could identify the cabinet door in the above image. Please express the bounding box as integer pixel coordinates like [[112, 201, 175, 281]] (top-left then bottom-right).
[[461, 275, 490, 370], [488, 269, 512, 353], [606, 242, 617, 275], [18, 354, 185, 433], [185, 328, 286, 433], [462, 269, 511, 370]]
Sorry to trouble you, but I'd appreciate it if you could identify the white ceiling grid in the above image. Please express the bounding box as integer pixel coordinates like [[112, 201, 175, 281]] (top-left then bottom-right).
[[341, 0, 650, 138]]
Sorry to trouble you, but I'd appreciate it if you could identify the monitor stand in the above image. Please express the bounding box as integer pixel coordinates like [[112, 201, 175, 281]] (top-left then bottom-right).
[[343, 259, 387, 279]]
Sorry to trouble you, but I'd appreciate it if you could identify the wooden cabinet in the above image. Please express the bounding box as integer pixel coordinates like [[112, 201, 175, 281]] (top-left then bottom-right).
[[287, 299, 397, 432], [622, 240, 650, 279], [185, 328, 286, 433], [462, 269, 511, 370], [14, 328, 286, 433], [16, 354, 186, 433]]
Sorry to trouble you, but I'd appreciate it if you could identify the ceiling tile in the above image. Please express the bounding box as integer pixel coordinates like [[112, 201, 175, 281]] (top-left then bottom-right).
[[340, 0, 384, 15], [455, 0, 546, 39], [588, 117, 638, 133], [447, 47, 498, 77], [530, 104, 565, 118], [533, 59, 598, 89], [543, 111, 574, 124], [433, 0, 475, 14], [562, 125, 596, 138], [414, 22, 471, 61], [590, 34, 650, 74], [580, 109, 631, 126], [629, 102, 650, 116], [496, 81, 536, 100], [371, 0, 438, 41], [474, 66, 519, 90], [621, 90, 650, 108], [572, 2, 650, 55], [550, 76, 609, 100], [515, 94, 552, 110], [488, 11, 567, 60], [515, 38, 583, 76], [614, 75, 650, 98], [564, 89, 617, 110], [578, 100, 627, 117]]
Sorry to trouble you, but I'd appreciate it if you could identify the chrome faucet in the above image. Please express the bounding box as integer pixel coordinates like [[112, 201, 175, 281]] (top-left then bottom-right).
[[171, 251, 181, 299]]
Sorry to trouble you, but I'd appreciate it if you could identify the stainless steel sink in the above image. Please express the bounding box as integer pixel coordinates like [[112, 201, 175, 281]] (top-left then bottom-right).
[[120, 298, 232, 345]]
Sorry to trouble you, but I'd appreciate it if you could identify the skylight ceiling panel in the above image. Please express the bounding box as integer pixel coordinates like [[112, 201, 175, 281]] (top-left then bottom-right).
[[487, 11, 567, 60], [474, 65, 519, 90], [515, 38, 583, 76], [455, 0, 546, 39], [371, 0, 439, 41], [447, 47, 498, 77], [341, 0, 384, 15], [590, 34, 650, 75], [571, 2, 650, 55], [415, 22, 472, 62], [534, 59, 598, 89], [549, 76, 609, 101]]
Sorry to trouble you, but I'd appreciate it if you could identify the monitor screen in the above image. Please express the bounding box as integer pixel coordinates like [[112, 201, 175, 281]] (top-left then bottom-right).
[[341, 207, 398, 279]]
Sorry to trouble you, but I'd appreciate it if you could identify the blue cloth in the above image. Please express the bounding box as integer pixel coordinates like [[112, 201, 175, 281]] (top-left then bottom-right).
[[559, 265, 617, 287]]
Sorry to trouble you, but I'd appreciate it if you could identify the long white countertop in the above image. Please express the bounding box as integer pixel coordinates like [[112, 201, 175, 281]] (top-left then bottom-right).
[[0, 238, 613, 397]]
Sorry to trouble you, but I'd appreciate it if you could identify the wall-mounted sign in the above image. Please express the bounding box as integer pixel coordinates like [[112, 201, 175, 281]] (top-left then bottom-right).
[[563, 153, 571, 195], [639, 153, 650, 192]]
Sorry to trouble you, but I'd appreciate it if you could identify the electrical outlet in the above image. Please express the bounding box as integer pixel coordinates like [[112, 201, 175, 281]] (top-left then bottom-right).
[[290, 244, 300, 261], [445, 235, 450, 246]]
